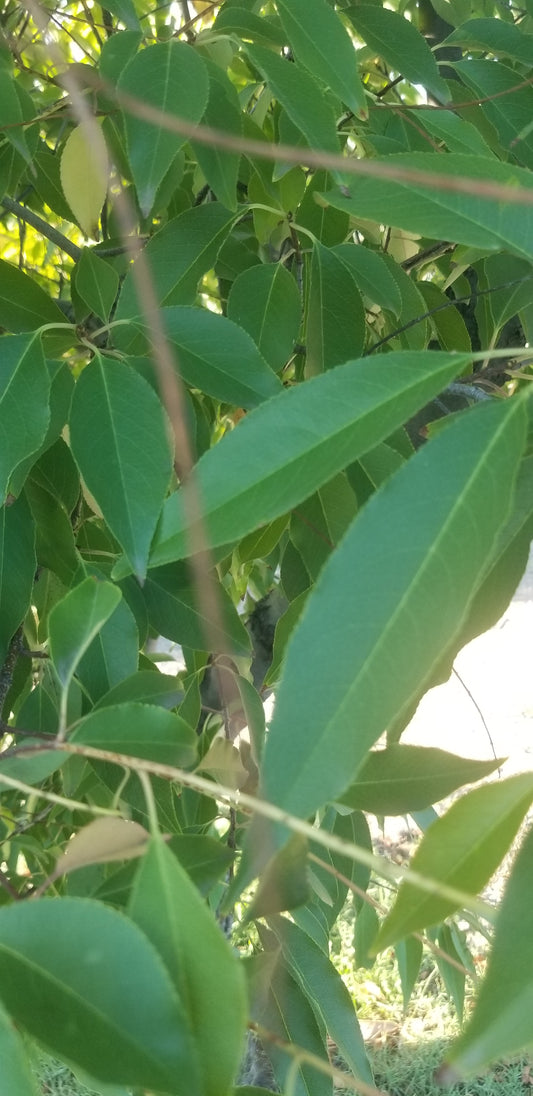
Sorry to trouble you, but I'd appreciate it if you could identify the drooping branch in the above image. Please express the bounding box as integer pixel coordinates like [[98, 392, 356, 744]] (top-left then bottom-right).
[[1, 196, 82, 262]]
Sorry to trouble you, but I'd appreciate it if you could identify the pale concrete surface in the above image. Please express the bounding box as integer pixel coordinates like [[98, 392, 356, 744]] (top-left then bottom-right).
[[403, 545, 533, 774]]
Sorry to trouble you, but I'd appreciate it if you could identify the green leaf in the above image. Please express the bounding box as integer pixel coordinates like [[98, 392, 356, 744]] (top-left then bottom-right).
[[245, 836, 310, 921], [213, 5, 285, 46], [0, 493, 36, 665], [142, 562, 251, 655], [0, 897, 199, 1093], [0, 333, 50, 503], [167, 834, 234, 895], [9, 364, 75, 498], [455, 59, 533, 171], [118, 41, 209, 216], [0, 997, 40, 1096], [249, 950, 332, 1096], [306, 241, 366, 373], [32, 147, 75, 221], [444, 825, 533, 1078], [322, 156, 533, 262], [290, 474, 357, 580], [0, 69, 31, 162], [347, 5, 449, 102], [0, 261, 64, 333], [95, 669, 183, 710], [146, 351, 474, 568], [191, 62, 241, 211], [48, 577, 122, 689], [260, 396, 526, 824], [276, 0, 367, 118], [395, 936, 423, 1012], [70, 702, 197, 767], [77, 591, 138, 702], [245, 44, 340, 156], [69, 353, 173, 580], [415, 107, 495, 158], [73, 249, 119, 322], [340, 746, 501, 815], [354, 903, 379, 970], [375, 773, 533, 950], [227, 263, 301, 372], [333, 244, 402, 317], [98, 0, 140, 31], [128, 838, 247, 1096], [24, 479, 81, 585], [113, 203, 236, 325], [269, 915, 373, 1085], [297, 170, 350, 246], [444, 17, 533, 64], [158, 306, 282, 408]]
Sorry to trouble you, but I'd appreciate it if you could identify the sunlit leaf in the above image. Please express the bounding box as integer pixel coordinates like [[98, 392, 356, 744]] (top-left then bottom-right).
[[60, 123, 109, 238]]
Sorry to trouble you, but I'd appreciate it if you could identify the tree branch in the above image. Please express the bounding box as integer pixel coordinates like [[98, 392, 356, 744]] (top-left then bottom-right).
[[1, 196, 82, 262]]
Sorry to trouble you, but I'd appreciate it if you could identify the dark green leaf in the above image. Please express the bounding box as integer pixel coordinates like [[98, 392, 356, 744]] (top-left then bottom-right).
[[143, 561, 251, 655], [69, 353, 173, 580], [0, 493, 35, 665], [306, 241, 366, 373], [269, 916, 373, 1086], [322, 156, 533, 262], [227, 263, 301, 372], [455, 60, 533, 171], [333, 244, 402, 316], [145, 351, 473, 569], [260, 396, 526, 824], [395, 936, 423, 1012], [246, 836, 310, 921], [0, 259, 65, 332], [159, 306, 282, 408], [0, 333, 50, 502], [74, 249, 119, 322], [24, 479, 81, 585], [167, 834, 233, 895], [95, 669, 183, 710], [192, 62, 241, 211], [0, 897, 199, 1093], [119, 41, 209, 215], [113, 203, 236, 326], [246, 44, 340, 156], [49, 577, 122, 689], [77, 592, 138, 702], [445, 17, 533, 64], [0, 69, 31, 162], [276, 0, 366, 118], [213, 6, 285, 46], [98, 0, 140, 31], [340, 746, 501, 815], [347, 5, 449, 102], [71, 702, 197, 767], [128, 838, 247, 1096]]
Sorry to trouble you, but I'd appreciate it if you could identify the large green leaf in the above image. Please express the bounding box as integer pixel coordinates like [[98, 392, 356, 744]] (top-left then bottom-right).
[[227, 263, 301, 372], [374, 773, 533, 950], [0, 997, 40, 1096], [269, 916, 373, 1085], [259, 396, 526, 824], [0, 493, 36, 665], [444, 825, 533, 1078], [276, 0, 366, 118], [69, 353, 173, 580], [322, 156, 533, 261], [445, 17, 533, 64], [118, 41, 209, 215], [70, 702, 197, 767], [306, 241, 366, 373], [332, 244, 402, 317], [128, 838, 247, 1096], [159, 306, 282, 408], [143, 561, 250, 656], [455, 59, 533, 170], [340, 746, 501, 815], [0, 333, 50, 502], [0, 259, 65, 332], [191, 62, 241, 211], [113, 203, 236, 326], [143, 351, 473, 569], [76, 592, 138, 702], [73, 248, 119, 322], [0, 897, 199, 1093], [245, 44, 339, 155], [24, 478, 81, 586], [0, 68, 31, 162], [48, 577, 122, 690], [347, 5, 449, 102], [9, 363, 75, 498]]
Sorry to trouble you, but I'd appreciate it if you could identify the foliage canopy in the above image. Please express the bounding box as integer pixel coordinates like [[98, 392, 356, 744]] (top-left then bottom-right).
[[0, 0, 533, 1093]]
